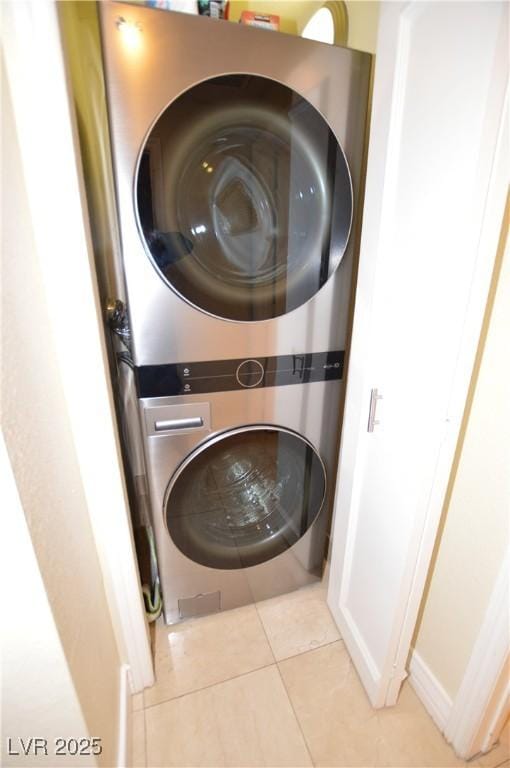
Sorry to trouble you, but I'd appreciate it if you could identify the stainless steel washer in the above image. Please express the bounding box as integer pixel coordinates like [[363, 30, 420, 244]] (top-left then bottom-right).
[[139, 351, 344, 624]]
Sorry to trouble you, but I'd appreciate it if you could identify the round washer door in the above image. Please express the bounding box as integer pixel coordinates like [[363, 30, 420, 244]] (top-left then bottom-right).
[[165, 427, 326, 570], [136, 74, 352, 322]]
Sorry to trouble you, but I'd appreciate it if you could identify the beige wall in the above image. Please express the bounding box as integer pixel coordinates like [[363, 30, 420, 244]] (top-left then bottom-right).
[[228, 1, 379, 53], [1, 64, 121, 768], [228, 1, 340, 39], [414, 199, 510, 698], [59, 1, 125, 305], [345, 1, 379, 54]]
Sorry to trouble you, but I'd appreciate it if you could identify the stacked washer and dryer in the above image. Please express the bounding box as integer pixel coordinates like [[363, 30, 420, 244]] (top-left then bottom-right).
[[100, 3, 371, 624]]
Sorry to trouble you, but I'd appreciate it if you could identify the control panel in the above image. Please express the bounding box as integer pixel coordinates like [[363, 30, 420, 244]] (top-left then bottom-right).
[[136, 350, 344, 398]]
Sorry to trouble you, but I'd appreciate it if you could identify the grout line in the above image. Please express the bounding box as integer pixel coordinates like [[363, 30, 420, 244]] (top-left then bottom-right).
[[253, 598, 278, 666], [142, 660, 278, 712], [274, 637, 353, 768], [276, 637, 344, 666], [142, 707, 147, 768], [251, 597, 316, 766], [143, 637, 345, 713], [143, 591, 340, 695], [275, 658, 316, 767], [143, 630, 344, 714]]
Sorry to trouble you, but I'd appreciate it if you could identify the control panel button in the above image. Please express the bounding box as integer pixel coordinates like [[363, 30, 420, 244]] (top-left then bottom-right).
[[236, 359, 264, 388]]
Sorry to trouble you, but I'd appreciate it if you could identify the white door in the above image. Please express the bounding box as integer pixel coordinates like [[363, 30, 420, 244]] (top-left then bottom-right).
[[328, 1, 509, 707]]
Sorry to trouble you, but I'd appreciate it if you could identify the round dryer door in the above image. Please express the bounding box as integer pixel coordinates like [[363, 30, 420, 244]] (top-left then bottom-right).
[[164, 427, 326, 570], [136, 74, 352, 321]]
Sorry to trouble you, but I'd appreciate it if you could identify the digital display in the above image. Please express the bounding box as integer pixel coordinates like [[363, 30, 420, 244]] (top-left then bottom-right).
[[136, 350, 344, 398]]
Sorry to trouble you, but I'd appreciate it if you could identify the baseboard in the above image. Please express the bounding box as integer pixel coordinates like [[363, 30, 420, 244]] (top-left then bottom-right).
[[445, 551, 510, 758], [117, 664, 131, 768], [409, 651, 453, 732]]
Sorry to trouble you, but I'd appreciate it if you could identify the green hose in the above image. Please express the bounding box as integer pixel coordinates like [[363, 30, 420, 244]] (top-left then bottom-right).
[[142, 527, 162, 622], [142, 583, 161, 622]]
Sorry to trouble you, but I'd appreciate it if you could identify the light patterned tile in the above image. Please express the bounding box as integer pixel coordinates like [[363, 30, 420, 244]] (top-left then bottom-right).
[[131, 710, 146, 768], [145, 665, 312, 767], [279, 640, 378, 766], [256, 582, 340, 661], [279, 641, 468, 767], [144, 605, 274, 707], [131, 692, 144, 712], [374, 684, 468, 768]]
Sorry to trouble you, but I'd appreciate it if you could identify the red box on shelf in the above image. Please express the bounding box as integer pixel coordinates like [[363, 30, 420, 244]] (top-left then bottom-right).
[[239, 10, 279, 31]]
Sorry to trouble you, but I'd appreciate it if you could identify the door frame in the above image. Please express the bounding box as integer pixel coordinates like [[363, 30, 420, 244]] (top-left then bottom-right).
[[445, 550, 510, 758], [2, 0, 154, 693]]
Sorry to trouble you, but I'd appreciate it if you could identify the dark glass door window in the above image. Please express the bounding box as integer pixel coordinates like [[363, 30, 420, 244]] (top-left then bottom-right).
[[136, 75, 352, 321], [165, 428, 326, 569]]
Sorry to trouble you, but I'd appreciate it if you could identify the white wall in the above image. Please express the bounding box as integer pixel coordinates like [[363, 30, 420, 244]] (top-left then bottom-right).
[[1, 51, 121, 768], [2, 0, 153, 707], [414, 199, 510, 699], [1, 437, 94, 767]]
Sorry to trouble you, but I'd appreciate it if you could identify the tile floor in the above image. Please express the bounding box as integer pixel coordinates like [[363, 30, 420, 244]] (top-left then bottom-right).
[[131, 582, 509, 767]]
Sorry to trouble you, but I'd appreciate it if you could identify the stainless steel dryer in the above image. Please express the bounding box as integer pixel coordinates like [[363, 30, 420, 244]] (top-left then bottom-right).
[[99, 4, 371, 365], [139, 350, 345, 624]]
